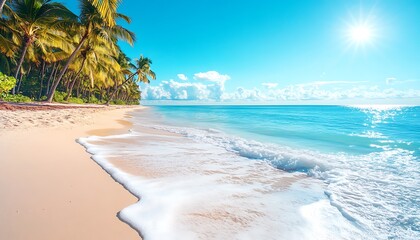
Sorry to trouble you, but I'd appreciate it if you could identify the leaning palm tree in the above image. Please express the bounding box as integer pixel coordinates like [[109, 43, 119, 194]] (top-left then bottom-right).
[[106, 55, 156, 104], [5, 0, 76, 81], [46, 0, 134, 102], [134, 56, 157, 84]]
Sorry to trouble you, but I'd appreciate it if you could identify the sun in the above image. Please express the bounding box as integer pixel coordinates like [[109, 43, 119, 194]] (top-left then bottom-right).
[[343, 17, 378, 49], [349, 24, 373, 43]]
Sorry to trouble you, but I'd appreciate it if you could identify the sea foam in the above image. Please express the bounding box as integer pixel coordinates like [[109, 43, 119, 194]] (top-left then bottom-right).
[[78, 125, 363, 239], [133, 112, 419, 239], [78, 106, 420, 240]]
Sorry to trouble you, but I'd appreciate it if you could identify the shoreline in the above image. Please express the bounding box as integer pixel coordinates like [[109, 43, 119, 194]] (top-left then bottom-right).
[[77, 107, 327, 239], [0, 104, 142, 240]]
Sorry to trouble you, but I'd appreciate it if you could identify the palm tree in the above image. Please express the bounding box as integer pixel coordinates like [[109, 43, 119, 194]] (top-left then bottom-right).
[[6, 0, 76, 82], [1, 0, 146, 105], [0, 0, 7, 15], [0, 4, 21, 59], [64, 33, 120, 100], [106, 55, 156, 104], [46, 0, 135, 102], [133, 56, 157, 84]]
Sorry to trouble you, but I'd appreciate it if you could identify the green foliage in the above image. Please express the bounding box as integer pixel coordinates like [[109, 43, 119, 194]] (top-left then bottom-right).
[[19, 75, 40, 99], [0, 55, 11, 75], [126, 99, 140, 105], [0, 72, 17, 94], [111, 99, 126, 105], [1, 93, 32, 103], [52, 92, 83, 104], [68, 97, 84, 104], [52, 91, 67, 102], [85, 95, 104, 104]]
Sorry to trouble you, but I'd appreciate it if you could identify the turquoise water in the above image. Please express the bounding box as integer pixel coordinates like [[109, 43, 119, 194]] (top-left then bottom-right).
[[79, 105, 419, 239], [148, 105, 420, 239], [152, 105, 420, 156]]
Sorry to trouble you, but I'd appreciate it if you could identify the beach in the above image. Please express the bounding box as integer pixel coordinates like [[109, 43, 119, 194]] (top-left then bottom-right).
[[1, 0, 418, 239], [1, 104, 418, 239], [0, 103, 141, 240]]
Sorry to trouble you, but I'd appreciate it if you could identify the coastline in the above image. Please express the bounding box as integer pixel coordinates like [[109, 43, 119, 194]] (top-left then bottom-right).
[[0, 104, 142, 240]]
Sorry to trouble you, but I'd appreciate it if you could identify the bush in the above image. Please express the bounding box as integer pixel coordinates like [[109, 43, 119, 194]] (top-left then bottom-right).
[[68, 97, 84, 104], [52, 91, 67, 102], [1, 93, 32, 103], [111, 99, 126, 105], [85, 95, 102, 104], [0, 72, 17, 94]]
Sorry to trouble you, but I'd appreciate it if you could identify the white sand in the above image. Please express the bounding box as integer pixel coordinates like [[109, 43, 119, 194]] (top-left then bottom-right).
[[0, 104, 142, 240]]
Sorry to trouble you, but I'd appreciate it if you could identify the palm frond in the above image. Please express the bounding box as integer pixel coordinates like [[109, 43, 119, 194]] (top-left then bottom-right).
[[115, 12, 130, 24], [88, 0, 121, 26], [106, 25, 135, 45], [0, 33, 17, 56]]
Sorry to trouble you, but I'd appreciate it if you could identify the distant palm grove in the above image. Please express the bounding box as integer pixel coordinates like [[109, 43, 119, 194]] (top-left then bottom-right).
[[0, 0, 155, 105]]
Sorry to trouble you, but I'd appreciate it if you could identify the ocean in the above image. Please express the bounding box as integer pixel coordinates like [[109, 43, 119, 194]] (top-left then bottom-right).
[[79, 105, 420, 240]]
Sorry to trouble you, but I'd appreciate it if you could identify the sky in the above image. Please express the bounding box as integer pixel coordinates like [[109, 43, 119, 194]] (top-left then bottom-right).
[[66, 0, 420, 104]]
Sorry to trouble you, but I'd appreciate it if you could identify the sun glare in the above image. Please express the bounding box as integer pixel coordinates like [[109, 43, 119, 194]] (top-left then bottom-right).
[[344, 16, 378, 49], [349, 24, 373, 43]]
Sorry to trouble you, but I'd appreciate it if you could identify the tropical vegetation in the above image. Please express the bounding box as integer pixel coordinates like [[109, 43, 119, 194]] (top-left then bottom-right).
[[0, 0, 155, 105], [0, 71, 15, 94]]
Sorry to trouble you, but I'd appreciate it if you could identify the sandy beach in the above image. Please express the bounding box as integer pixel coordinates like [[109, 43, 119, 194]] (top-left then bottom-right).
[[0, 103, 141, 240]]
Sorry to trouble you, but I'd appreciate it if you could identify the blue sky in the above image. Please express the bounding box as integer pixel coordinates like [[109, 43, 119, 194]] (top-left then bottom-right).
[[66, 0, 420, 104]]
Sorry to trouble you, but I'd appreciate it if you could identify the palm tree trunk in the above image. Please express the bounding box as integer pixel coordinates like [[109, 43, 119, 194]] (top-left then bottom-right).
[[16, 73, 23, 94], [0, 0, 7, 15], [65, 76, 71, 92], [13, 39, 31, 94], [65, 57, 86, 101], [65, 76, 78, 101], [16, 64, 32, 93], [38, 78, 44, 99], [46, 63, 56, 95], [51, 65, 61, 90], [65, 72, 76, 93], [76, 78, 82, 98], [46, 35, 88, 102], [106, 72, 137, 105], [88, 88, 92, 102], [38, 61, 46, 99]]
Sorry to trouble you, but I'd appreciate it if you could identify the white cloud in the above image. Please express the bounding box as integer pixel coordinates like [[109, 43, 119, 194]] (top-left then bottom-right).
[[142, 80, 225, 100], [260, 85, 420, 101], [223, 87, 266, 101], [177, 74, 188, 81], [193, 71, 231, 83], [142, 79, 420, 103], [262, 82, 278, 89]]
